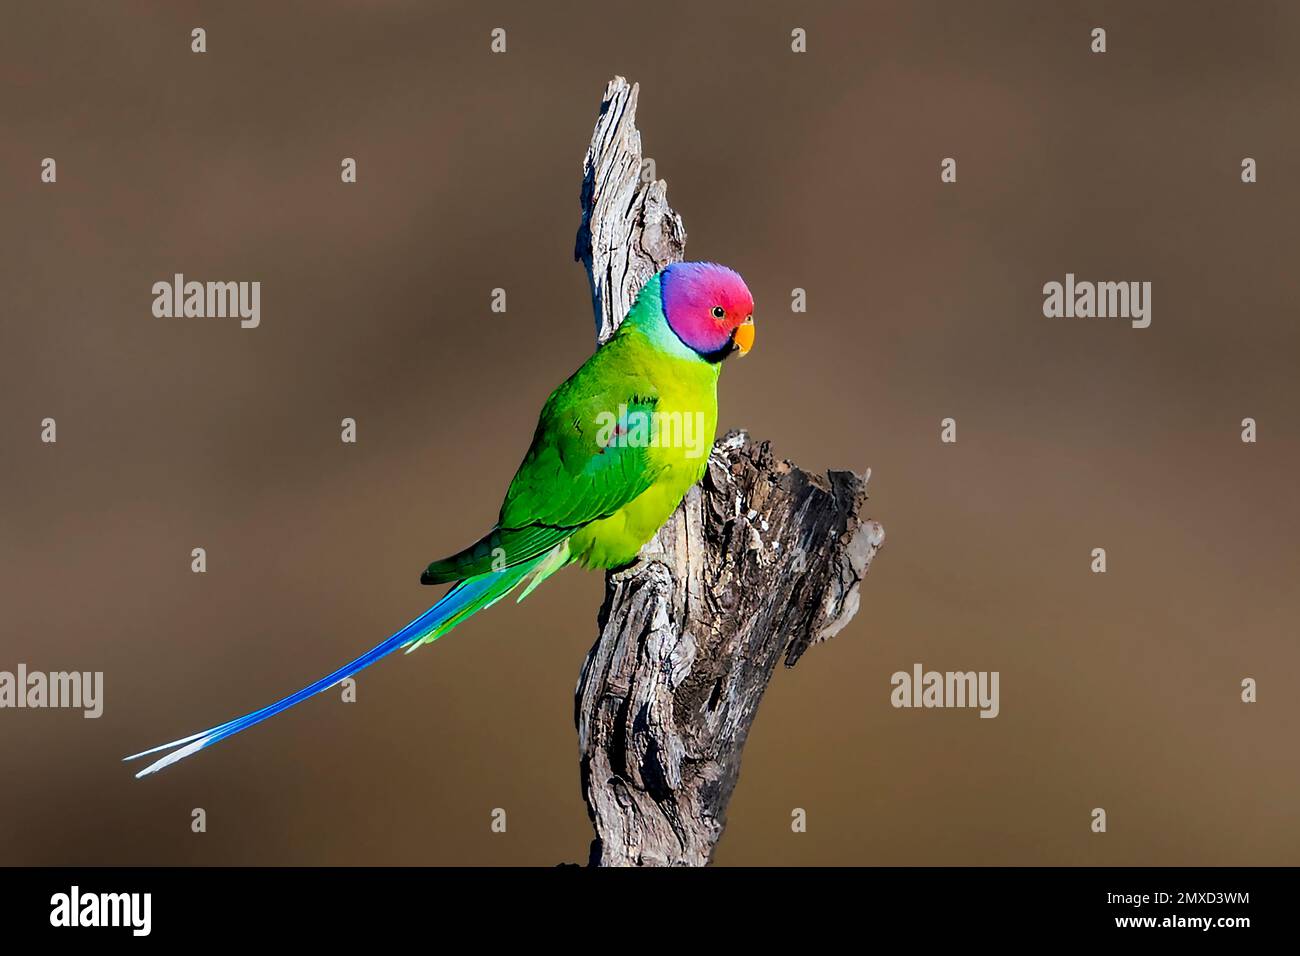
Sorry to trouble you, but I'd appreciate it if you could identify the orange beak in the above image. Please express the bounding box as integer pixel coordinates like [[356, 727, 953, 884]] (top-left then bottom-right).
[[733, 316, 755, 356]]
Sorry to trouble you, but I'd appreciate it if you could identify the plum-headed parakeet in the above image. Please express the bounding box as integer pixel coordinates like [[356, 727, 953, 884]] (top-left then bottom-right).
[[127, 262, 755, 776]]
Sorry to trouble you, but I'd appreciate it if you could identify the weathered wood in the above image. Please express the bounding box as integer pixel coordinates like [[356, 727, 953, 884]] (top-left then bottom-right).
[[575, 77, 687, 344], [573, 77, 885, 867]]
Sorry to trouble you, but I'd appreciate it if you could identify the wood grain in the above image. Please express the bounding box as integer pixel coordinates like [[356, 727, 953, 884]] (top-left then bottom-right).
[[573, 77, 885, 866]]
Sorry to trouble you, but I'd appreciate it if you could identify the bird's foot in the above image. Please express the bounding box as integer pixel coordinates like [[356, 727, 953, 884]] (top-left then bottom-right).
[[608, 556, 651, 582]]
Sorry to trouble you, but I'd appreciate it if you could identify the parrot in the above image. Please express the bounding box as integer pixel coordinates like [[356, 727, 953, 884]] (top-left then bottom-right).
[[125, 261, 755, 777]]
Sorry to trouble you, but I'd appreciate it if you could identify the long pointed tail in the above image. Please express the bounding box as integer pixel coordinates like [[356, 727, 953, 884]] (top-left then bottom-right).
[[125, 546, 562, 778]]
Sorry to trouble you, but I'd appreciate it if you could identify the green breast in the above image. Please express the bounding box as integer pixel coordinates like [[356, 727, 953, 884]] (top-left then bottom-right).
[[567, 318, 720, 570]]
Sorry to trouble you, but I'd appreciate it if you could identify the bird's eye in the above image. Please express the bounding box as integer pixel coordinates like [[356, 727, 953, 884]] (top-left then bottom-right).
[[711, 306, 726, 319]]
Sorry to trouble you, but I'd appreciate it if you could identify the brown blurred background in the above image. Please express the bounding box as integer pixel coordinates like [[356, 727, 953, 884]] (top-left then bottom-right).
[[1, 0, 1298, 866]]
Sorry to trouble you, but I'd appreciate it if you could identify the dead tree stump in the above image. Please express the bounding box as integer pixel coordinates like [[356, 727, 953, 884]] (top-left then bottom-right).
[[573, 77, 885, 866]]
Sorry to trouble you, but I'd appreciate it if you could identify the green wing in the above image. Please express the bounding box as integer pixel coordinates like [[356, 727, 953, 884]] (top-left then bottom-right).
[[421, 348, 663, 584]]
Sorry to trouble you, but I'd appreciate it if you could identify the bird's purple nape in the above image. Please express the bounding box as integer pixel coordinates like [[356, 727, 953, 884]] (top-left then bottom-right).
[[661, 262, 754, 357]]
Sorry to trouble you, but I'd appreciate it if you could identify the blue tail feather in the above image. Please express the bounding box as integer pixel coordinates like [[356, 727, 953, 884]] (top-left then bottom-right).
[[125, 557, 544, 778]]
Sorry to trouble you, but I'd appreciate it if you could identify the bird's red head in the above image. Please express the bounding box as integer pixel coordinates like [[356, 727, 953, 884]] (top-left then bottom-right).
[[661, 262, 755, 362]]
